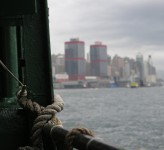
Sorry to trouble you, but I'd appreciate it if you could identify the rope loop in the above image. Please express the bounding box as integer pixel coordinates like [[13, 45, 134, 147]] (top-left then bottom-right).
[[17, 86, 64, 150], [65, 127, 94, 150]]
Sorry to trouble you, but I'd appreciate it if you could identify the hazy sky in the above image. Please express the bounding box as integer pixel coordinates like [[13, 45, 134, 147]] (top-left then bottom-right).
[[48, 0, 164, 78]]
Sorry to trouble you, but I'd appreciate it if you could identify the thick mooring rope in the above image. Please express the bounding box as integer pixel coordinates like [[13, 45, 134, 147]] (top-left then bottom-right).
[[65, 127, 94, 150], [17, 86, 64, 150], [1, 59, 96, 150]]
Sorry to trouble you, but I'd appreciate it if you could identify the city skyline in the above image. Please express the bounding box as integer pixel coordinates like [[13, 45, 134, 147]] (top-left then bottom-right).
[[52, 41, 159, 79], [51, 39, 162, 87], [48, 0, 164, 78], [52, 42, 157, 64], [52, 43, 158, 87]]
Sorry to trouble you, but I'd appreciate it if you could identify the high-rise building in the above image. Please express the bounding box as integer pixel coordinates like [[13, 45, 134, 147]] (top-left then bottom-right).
[[51, 54, 65, 74], [111, 55, 124, 79], [90, 42, 108, 77], [123, 58, 130, 81], [147, 55, 156, 75], [136, 52, 145, 85], [65, 38, 86, 80], [145, 55, 157, 85]]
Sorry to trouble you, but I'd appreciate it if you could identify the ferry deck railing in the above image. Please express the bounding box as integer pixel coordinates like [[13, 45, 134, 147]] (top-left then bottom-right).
[[43, 123, 121, 150]]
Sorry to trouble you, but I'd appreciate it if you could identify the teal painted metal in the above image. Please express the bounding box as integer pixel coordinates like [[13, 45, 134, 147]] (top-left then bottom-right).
[[22, 0, 53, 106], [0, 109, 29, 150], [0, 0, 37, 16], [0, 27, 19, 106], [0, 0, 53, 106], [0, 0, 54, 149], [2, 27, 18, 97]]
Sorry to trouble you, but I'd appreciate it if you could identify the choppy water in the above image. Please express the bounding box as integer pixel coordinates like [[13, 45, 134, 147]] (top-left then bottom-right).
[[54, 87, 164, 150]]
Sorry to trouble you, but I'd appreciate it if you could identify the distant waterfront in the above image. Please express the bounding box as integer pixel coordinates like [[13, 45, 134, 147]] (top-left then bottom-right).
[[55, 87, 164, 150], [53, 78, 164, 89]]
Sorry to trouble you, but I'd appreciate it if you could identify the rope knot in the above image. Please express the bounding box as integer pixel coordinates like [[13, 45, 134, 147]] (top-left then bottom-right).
[[17, 90, 64, 150], [48, 115, 63, 128], [65, 127, 94, 150]]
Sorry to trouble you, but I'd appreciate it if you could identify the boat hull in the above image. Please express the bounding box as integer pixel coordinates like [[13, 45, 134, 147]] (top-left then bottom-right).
[[130, 82, 138, 88]]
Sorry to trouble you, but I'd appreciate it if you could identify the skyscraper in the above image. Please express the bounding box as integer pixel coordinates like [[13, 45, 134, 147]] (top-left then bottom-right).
[[65, 38, 86, 80], [136, 52, 144, 85], [147, 55, 156, 75], [123, 58, 130, 80], [90, 42, 108, 77], [51, 54, 65, 74], [146, 55, 157, 84]]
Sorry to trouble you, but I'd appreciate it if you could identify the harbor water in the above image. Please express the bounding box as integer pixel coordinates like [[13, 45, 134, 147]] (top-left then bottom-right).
[[54, 87, 164, 150]]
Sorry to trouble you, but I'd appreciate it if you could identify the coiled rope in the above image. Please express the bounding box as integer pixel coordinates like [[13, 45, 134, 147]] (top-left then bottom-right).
[[65, 128, 94, 150], [1, 59, 95, 150], [17, 86, 64, 150]]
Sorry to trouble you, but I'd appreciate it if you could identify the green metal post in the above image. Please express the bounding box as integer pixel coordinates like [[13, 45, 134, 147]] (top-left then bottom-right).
[[0, 27, 18, 102]]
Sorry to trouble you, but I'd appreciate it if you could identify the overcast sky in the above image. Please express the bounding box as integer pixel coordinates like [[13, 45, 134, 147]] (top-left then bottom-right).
[[48, 0, 164, 78]]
